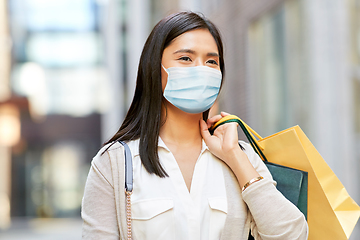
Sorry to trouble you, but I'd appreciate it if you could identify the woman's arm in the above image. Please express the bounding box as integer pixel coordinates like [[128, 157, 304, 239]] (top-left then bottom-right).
[[241, 142, 308, 239], [200, 112, 308, 239], [81, 151, 120, 240]]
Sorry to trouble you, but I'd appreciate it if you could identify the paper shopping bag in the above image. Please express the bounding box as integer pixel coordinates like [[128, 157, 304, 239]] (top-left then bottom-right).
[[211, 115, 360, 239], [256, 125, 360, 239]]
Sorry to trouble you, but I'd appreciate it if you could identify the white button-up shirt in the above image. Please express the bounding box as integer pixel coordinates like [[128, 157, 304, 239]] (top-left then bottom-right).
[[127, 137, 228, 240]]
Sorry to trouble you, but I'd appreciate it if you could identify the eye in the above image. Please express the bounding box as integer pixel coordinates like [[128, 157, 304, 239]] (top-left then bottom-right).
[[206, 59, 219, 65], [178, 56, 192, 62]]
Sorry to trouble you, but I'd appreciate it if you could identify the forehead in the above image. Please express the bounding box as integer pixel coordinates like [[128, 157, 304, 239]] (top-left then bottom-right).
[[165, 29, 219, 53]]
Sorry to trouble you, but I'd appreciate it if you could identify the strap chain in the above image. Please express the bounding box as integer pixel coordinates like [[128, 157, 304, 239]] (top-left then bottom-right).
[[126, 190, 133, 240]]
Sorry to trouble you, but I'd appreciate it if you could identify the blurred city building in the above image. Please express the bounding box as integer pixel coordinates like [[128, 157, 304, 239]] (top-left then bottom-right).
[[2, 0, 105, 238], [1, 0, 360, 239], [6, 0, 104, 219]]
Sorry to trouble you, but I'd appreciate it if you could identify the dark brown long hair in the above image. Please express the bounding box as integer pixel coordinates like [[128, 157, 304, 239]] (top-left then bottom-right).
[[105, 12, 225, 177]]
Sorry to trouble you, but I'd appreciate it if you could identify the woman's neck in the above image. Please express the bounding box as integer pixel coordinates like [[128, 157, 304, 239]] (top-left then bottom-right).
[[159, 105, 203, 146]]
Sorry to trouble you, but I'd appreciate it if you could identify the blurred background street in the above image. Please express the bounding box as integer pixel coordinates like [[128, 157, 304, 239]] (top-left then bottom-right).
[[0, 218, 82, 240], [1, 0, 360, 239]]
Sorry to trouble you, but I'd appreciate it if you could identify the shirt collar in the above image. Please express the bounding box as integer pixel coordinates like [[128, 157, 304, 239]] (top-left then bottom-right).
[[201, 139, 209, 153], [158, 136, 171, 152], [131, 136, 209, 157]]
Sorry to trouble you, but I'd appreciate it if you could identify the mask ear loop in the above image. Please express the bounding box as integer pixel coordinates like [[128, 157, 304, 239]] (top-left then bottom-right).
[[161, 64, 168, 72], [161, 64, 170, 82], [161, 64, 170, 94], [160, 64, 169, 127]]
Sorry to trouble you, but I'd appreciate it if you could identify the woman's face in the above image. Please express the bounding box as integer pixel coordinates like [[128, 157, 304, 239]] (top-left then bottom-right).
[[161, 29, 221, 91]]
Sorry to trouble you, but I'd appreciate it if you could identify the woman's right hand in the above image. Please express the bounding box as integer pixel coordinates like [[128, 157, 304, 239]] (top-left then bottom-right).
[[200, 112, 244, 168], [200, 112, 261, 189]]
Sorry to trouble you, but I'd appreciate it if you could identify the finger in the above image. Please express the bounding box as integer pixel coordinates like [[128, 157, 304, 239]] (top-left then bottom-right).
[[207, 114, 222, 123], [213, 122, 237, 137], [220, 111, 231, 117], [207, 114, 223, 128], [200, 119, 212, 140]]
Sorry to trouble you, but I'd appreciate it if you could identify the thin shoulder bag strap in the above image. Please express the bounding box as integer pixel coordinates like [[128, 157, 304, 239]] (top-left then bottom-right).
[[118, 141, 133, 240]]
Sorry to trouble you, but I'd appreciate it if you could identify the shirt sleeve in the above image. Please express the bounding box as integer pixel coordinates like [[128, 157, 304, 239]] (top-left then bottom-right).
[[81, 148, 120, 240], [240, 141, 308, 240]]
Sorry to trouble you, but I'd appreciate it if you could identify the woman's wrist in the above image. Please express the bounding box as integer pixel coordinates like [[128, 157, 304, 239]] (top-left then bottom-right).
[[242, 176, 264, 192]]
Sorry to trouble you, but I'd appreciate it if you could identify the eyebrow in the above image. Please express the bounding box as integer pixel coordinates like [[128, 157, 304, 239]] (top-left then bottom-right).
[[173, 49, 219, 57]]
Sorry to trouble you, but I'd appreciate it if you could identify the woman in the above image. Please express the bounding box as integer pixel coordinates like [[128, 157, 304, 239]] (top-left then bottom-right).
[[81, 11, 308, 240]]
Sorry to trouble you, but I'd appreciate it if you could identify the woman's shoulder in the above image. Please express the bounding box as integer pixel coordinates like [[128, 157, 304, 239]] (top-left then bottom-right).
[[93, 141, 122, 161], [92, 139, 140, 165], [91, 141, 127, 172], [90, 142, 123, 178]]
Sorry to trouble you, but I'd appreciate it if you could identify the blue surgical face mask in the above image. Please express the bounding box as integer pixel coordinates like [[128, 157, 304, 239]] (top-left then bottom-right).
[[162, 65, 222, 114]]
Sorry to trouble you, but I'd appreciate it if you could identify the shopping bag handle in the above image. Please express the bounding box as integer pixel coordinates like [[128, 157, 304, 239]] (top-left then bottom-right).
[[209, 115, 268, 162]]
